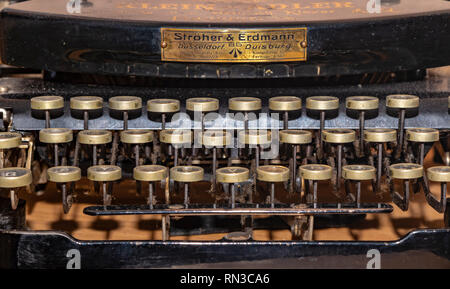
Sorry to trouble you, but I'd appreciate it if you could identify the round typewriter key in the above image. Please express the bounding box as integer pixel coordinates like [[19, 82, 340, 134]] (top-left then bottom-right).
[[31, 96, 64, 128], [217, 167, 249, 208], [343, 165, 376, 181], [229, 97, 261, 130], [386, 94, 420, 159], [70, 96, 103, 111], [322, 129, 356, 191], [186, 98, 219, 112], [364, 128, 397, 143], [120, 129, 153, 167], [346, 96, 379, 111], [40, 128, 73, 167], [88, 165, 122, 182], [78, 130, 112, 166], [342, 165, 376, 207], [386, 94, 419, 109], [280, 130, 312, 145], [299, 164, 333, 181], [280, 130, 312, 192], [229, 97, 261, 112], [270, 96, 302, 130], [88, 165, 122, 205], [109, 96, 142, 130], [305, 96, 339, 159], [148, 99, 180, 113], [47, 166, 81, 183], [346, 96, 379, 156], [0, 167, 32, 188], [0, 132, 21, 150], [406, 128, 439, 165], [201, 130, 232, 191], [389, 163, 423, 211], [109, 96, 142, 111], [160, 129, 192, 145], [160, 129, 192, 166], [426, 166, 450, 214], [364, 128, 397, 190], [134, 165, 168, 208], [78, 130, 112, 145], [299, 164, 332, 208], [269, 96, 301, 111], [147, 99, 180, 129], [70, 96, 103, 130], [47, 166, 81, 213], [120, 129, 153, 144], [306, 96, 339, 111], [170, 166, 204, 208], [257, 165, 289, 183], [322, 129, 356, 144], [217, 167, 249, 184], [427, 166, 450, 183], [257, 165, 289, 208], [0, 167, 32, 210], [406, 128, 439, 143], [170, 165, 204, 183], [31, 95, 64, 110], [134, 165, 168, 182], [389, 163, 423, 179], [39, 128, 73, 144]]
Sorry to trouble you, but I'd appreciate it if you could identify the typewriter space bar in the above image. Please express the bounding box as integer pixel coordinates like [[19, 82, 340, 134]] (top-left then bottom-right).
[[83, 203, 393, 216]]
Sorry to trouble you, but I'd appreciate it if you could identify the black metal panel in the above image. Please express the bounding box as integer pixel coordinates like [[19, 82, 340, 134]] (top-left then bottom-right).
[[1, 0, 449, 78], [0, 229, 449, 268], [83, 203, 393, 216]]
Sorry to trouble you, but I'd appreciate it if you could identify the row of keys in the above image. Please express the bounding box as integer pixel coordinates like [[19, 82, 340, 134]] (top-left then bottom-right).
[[25, 127, 438, 147], [1, 163, 449, 209], [32, 94, 443, 113]]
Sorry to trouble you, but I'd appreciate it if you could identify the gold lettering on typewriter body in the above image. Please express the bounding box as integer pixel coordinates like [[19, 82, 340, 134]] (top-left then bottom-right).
[[161, 28, 307, 63]]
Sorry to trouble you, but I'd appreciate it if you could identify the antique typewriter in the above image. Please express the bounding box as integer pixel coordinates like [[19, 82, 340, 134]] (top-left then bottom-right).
[[0, 0, 449, 269]]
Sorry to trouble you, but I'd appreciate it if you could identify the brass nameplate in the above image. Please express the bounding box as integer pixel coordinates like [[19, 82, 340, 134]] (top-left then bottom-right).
[[161, 28, 307, 63]]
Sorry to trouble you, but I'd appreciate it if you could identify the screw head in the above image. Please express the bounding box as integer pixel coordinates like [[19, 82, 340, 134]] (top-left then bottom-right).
[[161, 41, 168, 48], [300, 41, 307, 48]]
